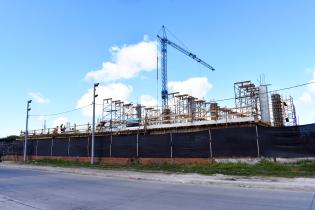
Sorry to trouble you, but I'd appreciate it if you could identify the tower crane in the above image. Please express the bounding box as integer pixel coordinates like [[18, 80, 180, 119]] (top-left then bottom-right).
[[157, 25, 215, 110]]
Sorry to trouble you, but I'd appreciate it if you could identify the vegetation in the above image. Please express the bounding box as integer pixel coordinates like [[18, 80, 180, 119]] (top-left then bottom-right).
[[0, 135, 19, 142], [23, 159, 315, 178]]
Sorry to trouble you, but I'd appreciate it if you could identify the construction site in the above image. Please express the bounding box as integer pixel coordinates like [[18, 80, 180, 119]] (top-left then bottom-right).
[[25, 26, 298, 137], [25, 79, 297, 137], [4, 26, 314, 163]]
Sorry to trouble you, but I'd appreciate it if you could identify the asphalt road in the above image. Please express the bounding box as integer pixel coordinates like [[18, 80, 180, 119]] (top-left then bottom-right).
[[0, 167, 314, 210]]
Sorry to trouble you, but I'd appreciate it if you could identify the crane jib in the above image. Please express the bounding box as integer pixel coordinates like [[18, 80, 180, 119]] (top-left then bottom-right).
[[157, 26, 215, 109]]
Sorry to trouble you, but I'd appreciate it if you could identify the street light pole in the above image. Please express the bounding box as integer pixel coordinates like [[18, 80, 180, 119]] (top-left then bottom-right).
[[91, 83, 99, 164], [23, 100, 32, 162]]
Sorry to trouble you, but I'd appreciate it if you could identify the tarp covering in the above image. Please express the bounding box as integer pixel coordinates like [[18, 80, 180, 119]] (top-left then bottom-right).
[[68, 137, 89, 157], [138, 134, 171, 158], [111, 135, 137, 157], [52, 138, 69, 156], [211, 127, 258, 157], [259, 124, 315, 158], [26, 140, 37, 156], [9, 123, 315, 159], [1, 141, 24, 156], [93, 136, 111, 157], [172, 130, 210, 158], [36, 139, 52, 156]]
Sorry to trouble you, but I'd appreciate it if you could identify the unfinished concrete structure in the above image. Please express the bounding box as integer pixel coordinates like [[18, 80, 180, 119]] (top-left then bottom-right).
[[24, 80, 297, 136], [271, 94, 297, 127]]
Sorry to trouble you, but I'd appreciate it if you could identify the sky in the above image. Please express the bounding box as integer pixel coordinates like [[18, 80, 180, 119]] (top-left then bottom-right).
[[0, 0, 315, 137]]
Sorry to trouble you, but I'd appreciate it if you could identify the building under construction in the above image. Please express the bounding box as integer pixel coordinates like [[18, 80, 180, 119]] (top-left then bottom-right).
[[25, 80, 297, 137], [11, 79, 314, 164], [9, 26, 313, 164]]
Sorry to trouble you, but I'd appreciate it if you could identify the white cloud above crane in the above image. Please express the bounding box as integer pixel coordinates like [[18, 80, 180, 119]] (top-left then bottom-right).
[[84, 36, 157, 82]]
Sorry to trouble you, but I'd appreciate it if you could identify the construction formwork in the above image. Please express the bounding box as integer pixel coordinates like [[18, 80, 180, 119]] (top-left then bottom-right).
[[24, 80, 298, 137], [99, 93, 255, 130], [282, 96, 297, 126], [271, 94, 297, 127], [271, 94, 284, 127], [234, 81, 260, 120]]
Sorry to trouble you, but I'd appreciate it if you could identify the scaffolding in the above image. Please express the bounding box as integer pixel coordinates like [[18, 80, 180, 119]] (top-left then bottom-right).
[[283, 96, 297, 126], [24, 80, 300, 136], [271, 94, 297, 127], [271, 94, 284, 127], [234, 81, 260, 120], [97, 89, 257, 131]]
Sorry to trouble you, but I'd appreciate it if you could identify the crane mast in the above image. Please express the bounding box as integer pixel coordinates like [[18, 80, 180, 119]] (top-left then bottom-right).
[[157, 25, 215, 110]]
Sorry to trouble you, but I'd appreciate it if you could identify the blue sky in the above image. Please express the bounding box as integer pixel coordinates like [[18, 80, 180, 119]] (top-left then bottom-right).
[[1, 0, 315, 137]]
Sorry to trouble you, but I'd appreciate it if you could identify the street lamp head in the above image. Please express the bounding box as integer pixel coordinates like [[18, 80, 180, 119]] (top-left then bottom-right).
[[94, 83, 99, 87], [28, 100, 32, 104]]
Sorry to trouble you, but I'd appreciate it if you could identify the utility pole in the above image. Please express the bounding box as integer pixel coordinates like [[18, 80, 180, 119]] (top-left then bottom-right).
[[91, 83, 99, 164], [23, 100, 32, 162]]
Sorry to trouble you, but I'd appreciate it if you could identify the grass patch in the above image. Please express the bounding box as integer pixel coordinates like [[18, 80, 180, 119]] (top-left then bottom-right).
[[22, 159, 315, 178]]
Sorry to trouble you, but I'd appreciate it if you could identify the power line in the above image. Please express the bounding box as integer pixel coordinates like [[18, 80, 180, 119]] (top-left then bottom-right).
[[215, 81, 315, 102], [28, 81, 315, 117], [30, 103, 92, 117]]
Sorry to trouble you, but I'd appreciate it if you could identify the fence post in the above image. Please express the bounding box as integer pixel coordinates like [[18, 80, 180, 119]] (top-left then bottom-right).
[[170, 132, 173, 159], [87, 136, 90, 157], [67, 137, 71, 156], [208, 129, 213, 160], [255, 125, 260, 158], [51, 138, 54, 157], [110, 135, 112, 158], [136, 132, 139, 158], [35, 140, 38, 157]]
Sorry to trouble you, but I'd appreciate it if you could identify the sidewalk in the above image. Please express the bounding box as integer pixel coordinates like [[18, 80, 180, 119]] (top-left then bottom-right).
[[1, 161, 315, 192]]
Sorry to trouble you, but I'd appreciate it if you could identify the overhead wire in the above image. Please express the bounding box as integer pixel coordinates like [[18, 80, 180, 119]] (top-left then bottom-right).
[[28, 81, 315, 117], [30, 103, 92, 117], [215, 81, 315, 102]]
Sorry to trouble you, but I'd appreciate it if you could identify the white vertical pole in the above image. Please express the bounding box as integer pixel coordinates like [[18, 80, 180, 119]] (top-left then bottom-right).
[[23, 100, 32, 162], [91, 83, 99, 164]]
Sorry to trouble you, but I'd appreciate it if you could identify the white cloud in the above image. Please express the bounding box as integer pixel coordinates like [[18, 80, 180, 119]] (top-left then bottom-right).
[[168, 77, 213, 99], [38, 115, 46, 121], [299, 92, 312, 104], [77, 83, 133, 118], [53, 117, 69, 128], [140, 95, 157, 107], [308, 70, 315, 92], [84, 37, 157, 82], [295, 69, 315, 125], [29, 92, 50, 104]]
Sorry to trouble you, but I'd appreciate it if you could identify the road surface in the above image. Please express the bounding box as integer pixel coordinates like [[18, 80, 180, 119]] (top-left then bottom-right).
[[0, 166, 314, 210]]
